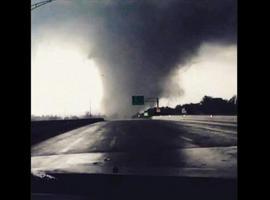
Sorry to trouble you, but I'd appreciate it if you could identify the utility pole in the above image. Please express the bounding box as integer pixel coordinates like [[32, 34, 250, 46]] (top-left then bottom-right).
[[89, 99, 92, 117], [145, 97, 160, 113]]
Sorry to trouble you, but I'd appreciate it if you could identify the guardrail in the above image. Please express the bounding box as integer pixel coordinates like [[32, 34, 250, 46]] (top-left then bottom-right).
[[151, 115, 237, 123]]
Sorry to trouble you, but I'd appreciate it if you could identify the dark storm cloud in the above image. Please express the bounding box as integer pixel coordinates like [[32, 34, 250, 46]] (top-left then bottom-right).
[[86, 0, 237, 117], [32, 0, 237, 117]]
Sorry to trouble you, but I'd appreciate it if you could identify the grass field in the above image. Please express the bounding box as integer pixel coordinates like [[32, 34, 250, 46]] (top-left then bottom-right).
[[31, 118, 104, 146]]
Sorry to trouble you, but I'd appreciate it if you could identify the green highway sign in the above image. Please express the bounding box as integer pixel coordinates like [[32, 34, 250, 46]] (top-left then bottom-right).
[[132, 96, 144, 105]]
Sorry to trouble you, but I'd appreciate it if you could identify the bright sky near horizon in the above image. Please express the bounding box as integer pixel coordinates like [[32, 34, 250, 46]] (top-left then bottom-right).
[[31, 39, 104, 116], [160, 43, 237, 107]]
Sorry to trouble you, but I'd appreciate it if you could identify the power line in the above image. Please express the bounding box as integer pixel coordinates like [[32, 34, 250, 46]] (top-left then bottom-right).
[[31, 0, 56, 11]]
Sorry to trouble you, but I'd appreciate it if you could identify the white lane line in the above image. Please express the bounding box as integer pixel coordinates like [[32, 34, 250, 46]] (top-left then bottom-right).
[[181, 123, 237, 134], [179, 136, 200, 148], [110, 137, 117, 147], [183, 127, 236, 139], [177, 120, 237, 127], [59, 137, 86, 153], [180, 136, 193, 142]]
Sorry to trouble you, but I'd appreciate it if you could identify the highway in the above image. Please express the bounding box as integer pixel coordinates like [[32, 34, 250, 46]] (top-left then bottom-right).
[[31, 116, 237, 178]]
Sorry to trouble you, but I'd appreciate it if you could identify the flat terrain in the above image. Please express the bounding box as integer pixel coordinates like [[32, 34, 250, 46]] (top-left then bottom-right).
[[31, 118, 104, 145]]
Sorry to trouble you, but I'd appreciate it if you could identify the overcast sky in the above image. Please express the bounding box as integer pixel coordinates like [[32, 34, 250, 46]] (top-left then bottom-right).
[[31, 0, 237, 117]]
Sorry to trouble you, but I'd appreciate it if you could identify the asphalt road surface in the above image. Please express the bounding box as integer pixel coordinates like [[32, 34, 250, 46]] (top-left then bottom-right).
[[32, 117, 237, 178]]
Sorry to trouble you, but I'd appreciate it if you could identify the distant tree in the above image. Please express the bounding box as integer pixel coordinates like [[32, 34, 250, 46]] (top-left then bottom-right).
[[174, 105, 183, 115], [83, 112, 92, 118], [135, 95, 237, 117], [70, 116, 79, 120], [182, 103, 202, 114]]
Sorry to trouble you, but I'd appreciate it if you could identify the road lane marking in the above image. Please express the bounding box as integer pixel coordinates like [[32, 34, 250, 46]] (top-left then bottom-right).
[[32, 146, 237, 178], [110, 137, 117, 147], [180, 136, 193, 142], [59, 137, 86, 153], [180, 123, 237, 135]]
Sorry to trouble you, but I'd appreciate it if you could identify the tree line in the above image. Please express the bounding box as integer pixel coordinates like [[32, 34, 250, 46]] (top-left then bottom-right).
[[133, 95, 237, 118], [31, 112, 106, 121]]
